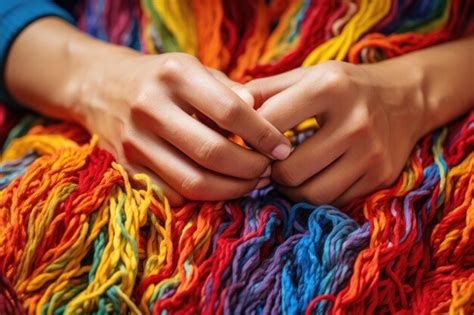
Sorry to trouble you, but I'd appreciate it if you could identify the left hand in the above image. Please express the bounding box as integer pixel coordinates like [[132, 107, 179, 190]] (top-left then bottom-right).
[[246, 60, 426, 206]]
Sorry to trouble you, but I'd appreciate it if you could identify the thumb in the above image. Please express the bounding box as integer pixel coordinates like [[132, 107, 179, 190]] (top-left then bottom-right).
[[244, 68, 306, 108]]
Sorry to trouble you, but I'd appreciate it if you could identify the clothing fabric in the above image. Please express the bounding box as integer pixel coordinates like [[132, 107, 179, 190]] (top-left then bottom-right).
[[0, 1, 74, 107]]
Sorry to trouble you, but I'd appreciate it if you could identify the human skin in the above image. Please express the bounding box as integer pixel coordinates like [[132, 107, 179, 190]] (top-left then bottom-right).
[[5, 18, 474, 207], [5, 18, 292, 205], [246, 36, 474, 206]]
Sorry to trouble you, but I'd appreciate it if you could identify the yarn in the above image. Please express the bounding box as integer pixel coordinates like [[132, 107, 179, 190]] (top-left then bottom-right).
[[1, 1, 474, 314]]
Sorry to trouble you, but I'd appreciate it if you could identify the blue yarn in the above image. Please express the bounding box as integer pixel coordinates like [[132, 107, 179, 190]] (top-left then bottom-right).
[[289, 0, 311, 42], [394, 0, 447, 33], [203, 194, 369, 315], [84, 0, 108, 41], [3, 115, 38, 150], [89, 228, 106, 283], [281, 205, 369, 315], [0, 152, 36, 188]]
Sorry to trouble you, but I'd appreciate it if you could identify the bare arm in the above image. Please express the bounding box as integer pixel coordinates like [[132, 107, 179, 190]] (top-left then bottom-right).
[[4, 18, 292, 205], [246, 36, 474, 206], [5, 18, 134, 122], [366, 35, 474, 138]]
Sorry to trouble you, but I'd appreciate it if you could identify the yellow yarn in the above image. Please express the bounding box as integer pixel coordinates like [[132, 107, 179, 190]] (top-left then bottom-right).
[[152, 0, 197, 55], [2, 135, 78, 162], [303, 0, 391, 65]]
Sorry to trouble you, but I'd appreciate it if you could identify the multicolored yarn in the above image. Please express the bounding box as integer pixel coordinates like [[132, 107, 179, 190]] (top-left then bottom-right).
[[1, 1, 474, 314]]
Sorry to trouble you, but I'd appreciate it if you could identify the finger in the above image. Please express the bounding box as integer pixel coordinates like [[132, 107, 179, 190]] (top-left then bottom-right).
[[123, 131, 259, 200], [276, 149, 365, 205], [271, 119, 348, 186], [172, 63, 292, 160], [333, 170, 394, 208], [199, 67, 254, 137], [207, 67, 230, 82], [256, 78, 329, 133], [207, 67, 255, 107], [123, 163, 186, 206], [132, 105, 270, 179], [245, 68, 306, 108], [332, 174, 374, 208]]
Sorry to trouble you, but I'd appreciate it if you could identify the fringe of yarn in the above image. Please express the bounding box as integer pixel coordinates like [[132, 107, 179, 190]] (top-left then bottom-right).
[[1, 0, 474, 314], [76, 0, 474, 80], [0, 110, 472, 314]]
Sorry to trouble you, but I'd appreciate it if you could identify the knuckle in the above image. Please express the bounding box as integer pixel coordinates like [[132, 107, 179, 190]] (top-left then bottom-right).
[[180, 174, 206, 200], [320, 62, 352, 92], [174, 52, 198, 62], [215, 98, 242, 126], [273, 162, 303, 187], [130, 85, 154, 114], [157, 56, 190, 81], [194, 140, 223, 165], [348, 106, 373, 139], [254, 127, 275, 151], [130, 91, 167, 129]]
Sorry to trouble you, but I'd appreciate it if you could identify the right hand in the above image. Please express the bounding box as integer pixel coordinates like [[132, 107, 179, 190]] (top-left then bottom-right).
[[76, 52, 291, 205]]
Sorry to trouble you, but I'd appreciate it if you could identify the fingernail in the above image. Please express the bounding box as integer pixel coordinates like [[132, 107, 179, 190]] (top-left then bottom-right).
[[261, 165, 271, 178], [271, 143, 291, 160], [232, 86, 254, 108], [255, 178, 270, 189]]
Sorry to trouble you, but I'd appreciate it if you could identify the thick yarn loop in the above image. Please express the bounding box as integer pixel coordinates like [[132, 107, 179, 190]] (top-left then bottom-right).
[[1, 1, 474, 314]]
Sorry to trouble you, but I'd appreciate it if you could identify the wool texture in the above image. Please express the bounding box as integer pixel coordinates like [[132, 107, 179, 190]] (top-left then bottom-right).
[[1, 1, 474, 314]]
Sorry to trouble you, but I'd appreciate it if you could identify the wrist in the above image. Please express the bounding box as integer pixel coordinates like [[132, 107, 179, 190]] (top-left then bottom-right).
[[362, 58, 428, 143], [67, 39, 139, 127], [4, 17, 139, 126]]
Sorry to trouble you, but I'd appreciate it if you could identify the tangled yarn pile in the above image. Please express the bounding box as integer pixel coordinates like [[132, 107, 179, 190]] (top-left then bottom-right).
[[1, 0, 474, 314]]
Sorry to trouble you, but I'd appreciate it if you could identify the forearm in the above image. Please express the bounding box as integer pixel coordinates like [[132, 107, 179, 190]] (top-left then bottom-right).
[[418, 36, 474, 133], [365, 36, 474, 139], [4, 17, 137, 122]]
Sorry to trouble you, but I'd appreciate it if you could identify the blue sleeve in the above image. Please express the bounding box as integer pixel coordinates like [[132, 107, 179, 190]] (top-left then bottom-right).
[[0, 1, 75, 109]]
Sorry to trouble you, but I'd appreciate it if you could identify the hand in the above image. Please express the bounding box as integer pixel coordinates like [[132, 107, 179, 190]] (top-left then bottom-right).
[[246, 60, 426, 206], [75, 52, 291, 205], [8, 19, 471, 206]]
